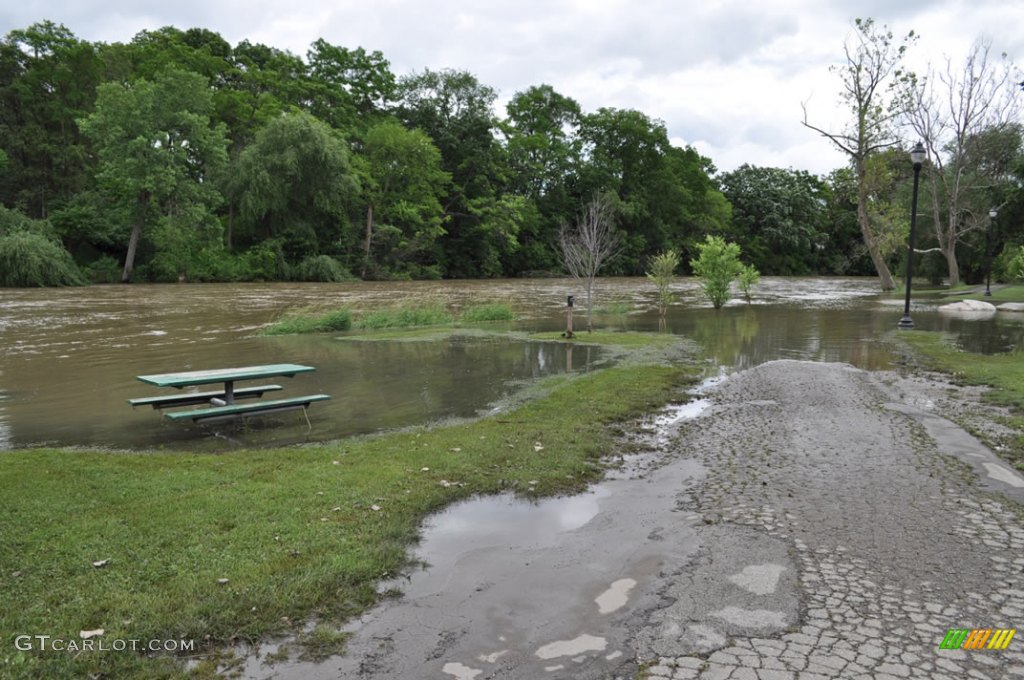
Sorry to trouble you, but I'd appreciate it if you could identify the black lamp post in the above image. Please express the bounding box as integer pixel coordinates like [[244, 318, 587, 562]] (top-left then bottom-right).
[[899, 142, 927, 329], [985, 207, 997, 297]]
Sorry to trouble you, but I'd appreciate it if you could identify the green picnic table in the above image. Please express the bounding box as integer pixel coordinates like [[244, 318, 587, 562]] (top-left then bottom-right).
[[130, 363, 329, 425]]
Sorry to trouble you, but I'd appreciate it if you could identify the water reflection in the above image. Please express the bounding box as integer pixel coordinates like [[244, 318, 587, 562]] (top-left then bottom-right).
[[0, 278, 1021, 451]]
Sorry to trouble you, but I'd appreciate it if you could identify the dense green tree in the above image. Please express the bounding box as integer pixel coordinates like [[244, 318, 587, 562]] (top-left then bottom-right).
[[395, 69, 509, 277], [578, 109, 729, 273], [719, 165, 829, 274], [501, 85, 584, 272], [358, 120, 449, 278], [233, 111, 359, 265], [79, 68, 228, 281], [307, 39, 395, 131], [0, 22, 102, 217]]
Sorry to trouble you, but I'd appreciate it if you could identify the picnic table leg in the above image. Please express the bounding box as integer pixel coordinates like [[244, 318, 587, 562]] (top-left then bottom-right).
[[224, 380, 235, 405]]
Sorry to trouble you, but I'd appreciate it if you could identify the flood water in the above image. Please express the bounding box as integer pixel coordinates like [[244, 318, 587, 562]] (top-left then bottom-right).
[[1, 277, 1021, 451]]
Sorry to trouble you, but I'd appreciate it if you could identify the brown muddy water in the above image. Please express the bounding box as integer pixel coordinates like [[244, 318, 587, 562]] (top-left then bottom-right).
[[0, 277, 1021, 451]]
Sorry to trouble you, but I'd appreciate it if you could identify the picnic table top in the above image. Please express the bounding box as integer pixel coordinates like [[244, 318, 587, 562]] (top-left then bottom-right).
[[136, 364, 315, 388]]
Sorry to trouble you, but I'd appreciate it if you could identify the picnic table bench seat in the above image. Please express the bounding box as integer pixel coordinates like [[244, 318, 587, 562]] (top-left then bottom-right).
[[164, 394, 331, 423], [128, 385, 283, 410]]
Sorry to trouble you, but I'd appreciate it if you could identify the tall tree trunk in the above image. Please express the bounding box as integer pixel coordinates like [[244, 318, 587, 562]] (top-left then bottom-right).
[[361, 203, 374, 279], [226, 203, 234, 250], [121, 191, 148, 283], [943, 245, 960, 287], [121, 220, 143, 283], [856, 175, 895, 290]]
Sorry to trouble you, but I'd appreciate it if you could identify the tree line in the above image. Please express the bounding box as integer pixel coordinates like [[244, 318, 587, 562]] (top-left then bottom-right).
[[0, 19, 1021, 287]]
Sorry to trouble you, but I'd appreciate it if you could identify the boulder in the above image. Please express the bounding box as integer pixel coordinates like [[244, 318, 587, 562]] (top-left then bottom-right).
[[938, 299, 997, 314], [997, 302, 1024, 312]]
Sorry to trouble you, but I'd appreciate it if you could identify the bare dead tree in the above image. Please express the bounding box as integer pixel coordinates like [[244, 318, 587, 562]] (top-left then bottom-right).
[[802, 18, 917, 291], [558, 193, 621, 333], [905, 39, 1022, 286]]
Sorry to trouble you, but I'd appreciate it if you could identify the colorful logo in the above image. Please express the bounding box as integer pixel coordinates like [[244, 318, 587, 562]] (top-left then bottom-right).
[[940, 628, 1016, 650]]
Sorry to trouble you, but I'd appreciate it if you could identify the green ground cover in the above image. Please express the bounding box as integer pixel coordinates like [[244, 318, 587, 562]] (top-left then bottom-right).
[[940, 284, 1024, 303], [901, 332, 1024, 470], [263, 303, 516, 336], [1, 340, 699, 679]]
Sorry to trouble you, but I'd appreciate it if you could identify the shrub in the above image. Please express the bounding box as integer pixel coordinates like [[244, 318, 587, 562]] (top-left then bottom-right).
[[1005, 246, 1024, 283], [461, 303, 515, 322], [690, 236, 743, 309], [646, 250, 680, 315], [737, 264, 761, 303], [263, 308, 352, 335], [0, 230, 86, 287], [294, 255, 355, 282]]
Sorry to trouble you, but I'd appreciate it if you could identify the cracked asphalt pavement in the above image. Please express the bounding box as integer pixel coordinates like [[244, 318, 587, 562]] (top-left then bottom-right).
[[639, 360, 1024, 680]]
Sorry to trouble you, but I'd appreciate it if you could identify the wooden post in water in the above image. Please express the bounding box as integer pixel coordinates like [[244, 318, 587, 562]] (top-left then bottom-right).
[[563, 295, 574, 338]]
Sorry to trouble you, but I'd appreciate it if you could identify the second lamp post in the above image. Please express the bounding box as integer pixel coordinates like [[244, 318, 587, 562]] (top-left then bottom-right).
[[899, 142, 927, 329]]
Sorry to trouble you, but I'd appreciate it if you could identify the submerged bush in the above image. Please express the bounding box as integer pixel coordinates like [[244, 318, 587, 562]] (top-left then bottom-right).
[[355, 305, 454, 329], [690, 236, 743, 309], [646, 249, 680, 315], [0, 230, 86, 287], [263, 308, 352, 335], [294, 255, 355, 282], [461, 302, 515, 322]]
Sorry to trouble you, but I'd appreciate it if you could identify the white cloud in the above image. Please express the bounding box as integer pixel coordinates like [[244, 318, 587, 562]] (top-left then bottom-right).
[[3, 0, 1022, 176]]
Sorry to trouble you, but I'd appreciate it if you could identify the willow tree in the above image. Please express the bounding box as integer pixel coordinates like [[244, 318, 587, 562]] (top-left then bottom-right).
[[803, 18, 917, 291], [233, 111, 359, 264]]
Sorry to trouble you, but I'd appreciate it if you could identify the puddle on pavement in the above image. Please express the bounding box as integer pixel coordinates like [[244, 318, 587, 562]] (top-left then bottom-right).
[[220, 385, 712, 679]]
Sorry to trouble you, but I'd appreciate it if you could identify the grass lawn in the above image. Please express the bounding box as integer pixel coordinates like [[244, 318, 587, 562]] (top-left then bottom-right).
[[900, 332, 1024, 470], [1, 345, 700, 679], [940, 284, 1024, 304]]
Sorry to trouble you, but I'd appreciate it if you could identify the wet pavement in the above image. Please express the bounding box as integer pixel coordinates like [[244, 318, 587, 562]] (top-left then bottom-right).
[[640, 361, 1024, 680], [232, 360, 1024, 679]]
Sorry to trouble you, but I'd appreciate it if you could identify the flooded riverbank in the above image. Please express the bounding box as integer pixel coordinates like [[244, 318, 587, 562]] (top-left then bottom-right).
[[1, 277, 1021, 450]]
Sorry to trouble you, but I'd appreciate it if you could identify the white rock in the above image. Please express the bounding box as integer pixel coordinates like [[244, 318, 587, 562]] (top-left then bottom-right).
[[938, 299, 997, 313], [997, 302, 1024, 312]]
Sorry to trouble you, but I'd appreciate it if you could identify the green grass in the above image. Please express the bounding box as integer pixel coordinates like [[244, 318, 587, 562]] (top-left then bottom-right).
[[941, 284, 1024, 303], [0, 361, 700, 679], [901, 332, 1024, 469], [262, 308, 352, 335], [460, 302, 515, 322], [265, 303, 517, 336]]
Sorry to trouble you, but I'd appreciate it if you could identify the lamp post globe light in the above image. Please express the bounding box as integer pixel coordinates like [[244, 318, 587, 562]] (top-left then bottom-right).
[[985, 207, 997, 297], [899, 142, 927, 329]]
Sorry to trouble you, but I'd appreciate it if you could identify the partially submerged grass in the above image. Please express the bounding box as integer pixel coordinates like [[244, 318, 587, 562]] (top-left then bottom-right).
[[0, 359, 700, 679], [354, 304, 454, 330], [460, 302, 515, 322], [901, 331, 1024, 469], [262, 308, 352, 335], [264, 302, 517, 336]]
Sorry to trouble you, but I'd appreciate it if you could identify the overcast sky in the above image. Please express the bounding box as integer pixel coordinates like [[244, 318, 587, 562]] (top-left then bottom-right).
[[4, 0, 1022, 176]]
